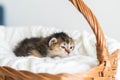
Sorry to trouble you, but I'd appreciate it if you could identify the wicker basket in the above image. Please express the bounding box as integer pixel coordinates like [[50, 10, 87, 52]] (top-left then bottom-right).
[[0, 0, 119, 80]]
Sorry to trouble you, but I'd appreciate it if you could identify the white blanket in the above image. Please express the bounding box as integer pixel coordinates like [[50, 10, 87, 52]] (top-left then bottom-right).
[[0, 26, 120, 79]]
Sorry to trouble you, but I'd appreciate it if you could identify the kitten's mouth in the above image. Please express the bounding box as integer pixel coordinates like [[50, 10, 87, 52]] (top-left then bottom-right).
[[65, 52, 70, 56], [67, 52, 70, 55]]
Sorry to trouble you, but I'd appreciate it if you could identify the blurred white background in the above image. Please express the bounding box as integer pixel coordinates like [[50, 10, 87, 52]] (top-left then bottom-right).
[[0, 0, 120, 41]]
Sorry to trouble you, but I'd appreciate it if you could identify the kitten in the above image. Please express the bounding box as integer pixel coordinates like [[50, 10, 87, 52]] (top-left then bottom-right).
[[14, 32, 75, 58]]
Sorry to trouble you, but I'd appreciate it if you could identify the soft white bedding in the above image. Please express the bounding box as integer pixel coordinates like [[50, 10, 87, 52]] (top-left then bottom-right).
[[0, 26, 120, 79]]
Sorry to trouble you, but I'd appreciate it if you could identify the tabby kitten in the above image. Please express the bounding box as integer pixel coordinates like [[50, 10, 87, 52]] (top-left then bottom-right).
[[14, 32, 75, 58]]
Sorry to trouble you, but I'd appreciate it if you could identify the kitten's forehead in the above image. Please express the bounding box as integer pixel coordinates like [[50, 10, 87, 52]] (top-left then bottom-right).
[[57, 36, 73, 44], [59, 39, 74, 45], [50, 32, 74, 44]]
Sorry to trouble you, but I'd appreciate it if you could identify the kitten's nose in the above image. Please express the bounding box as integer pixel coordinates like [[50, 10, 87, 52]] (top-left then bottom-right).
[[65, 49, 70, 54]]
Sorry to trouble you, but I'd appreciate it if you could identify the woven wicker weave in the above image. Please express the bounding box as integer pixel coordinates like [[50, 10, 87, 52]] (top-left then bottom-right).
[[0, 0, 118, 80]]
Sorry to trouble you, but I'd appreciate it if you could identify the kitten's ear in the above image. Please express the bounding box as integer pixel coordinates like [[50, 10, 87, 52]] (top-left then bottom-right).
[[49, 37, 57, 46]]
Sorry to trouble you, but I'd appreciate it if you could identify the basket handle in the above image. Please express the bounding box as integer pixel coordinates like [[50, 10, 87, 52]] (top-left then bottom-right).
[[69, 0, 109, 63]]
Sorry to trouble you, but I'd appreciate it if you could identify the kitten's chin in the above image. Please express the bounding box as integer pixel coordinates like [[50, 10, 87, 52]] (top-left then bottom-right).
[[47, 52, 69, 58], [57, 53, 70, 58]]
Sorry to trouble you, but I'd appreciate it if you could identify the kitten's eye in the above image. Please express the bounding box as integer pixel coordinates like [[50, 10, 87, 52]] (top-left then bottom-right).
[[70, 46, 74, 49], [70, 47, 73, 49], [61, 46, 65, 49]]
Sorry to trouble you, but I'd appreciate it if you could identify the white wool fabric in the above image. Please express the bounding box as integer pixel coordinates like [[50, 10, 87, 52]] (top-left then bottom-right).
[[0, 26, 120, 79]]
